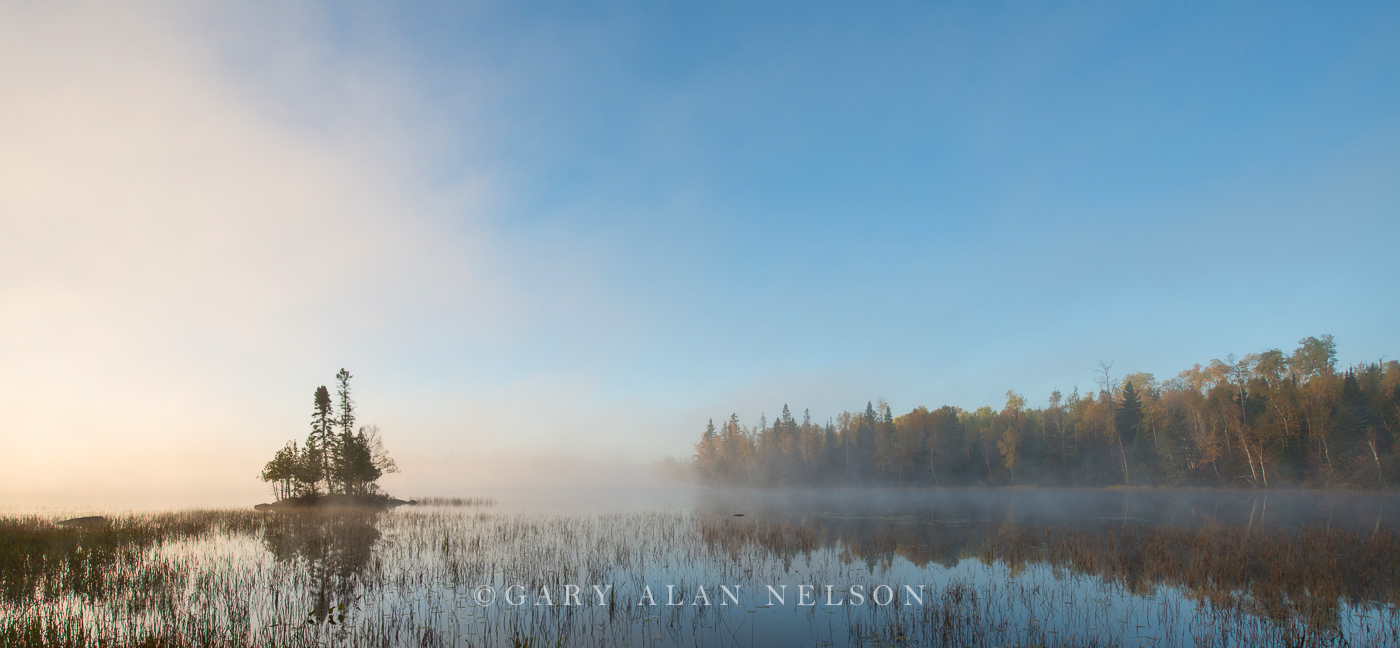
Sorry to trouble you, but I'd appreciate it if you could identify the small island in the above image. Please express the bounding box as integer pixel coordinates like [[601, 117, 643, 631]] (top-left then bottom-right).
[[256, 369, 408, 510]]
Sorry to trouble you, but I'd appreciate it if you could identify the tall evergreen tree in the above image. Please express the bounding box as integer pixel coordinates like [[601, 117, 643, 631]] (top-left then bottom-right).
[[780, 404, 795, 443], [1116, 381, 1142, 446], [336, 369, 355, 437], [334, 369, 355, 493], [1116, 380, 1151, 483], [857, 402, 878, 481], [311, 385, 335, 494]]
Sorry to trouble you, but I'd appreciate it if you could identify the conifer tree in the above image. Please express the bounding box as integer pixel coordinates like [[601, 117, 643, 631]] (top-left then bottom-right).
[[310, 385, 335, 494], [336, 369, 355, 437], [298, 434, 324, 496], [334, 369, 355, 493], [1116, 381, 1143, 483], [1116, 381, 1142, 446]]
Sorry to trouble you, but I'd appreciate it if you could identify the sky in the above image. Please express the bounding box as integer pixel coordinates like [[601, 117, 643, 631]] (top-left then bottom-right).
[[2, 1, 1398, 505]]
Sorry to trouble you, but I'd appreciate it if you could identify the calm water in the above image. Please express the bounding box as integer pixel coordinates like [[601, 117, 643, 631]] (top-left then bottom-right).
[[4, 488, 1399, 647], [691, 487, 1400, 529]]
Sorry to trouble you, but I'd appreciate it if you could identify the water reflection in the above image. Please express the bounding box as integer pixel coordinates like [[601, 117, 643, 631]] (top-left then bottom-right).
[[694, 487, 1400, 530], [697, 503, 1400, 633], [260, 511, 382, 625]]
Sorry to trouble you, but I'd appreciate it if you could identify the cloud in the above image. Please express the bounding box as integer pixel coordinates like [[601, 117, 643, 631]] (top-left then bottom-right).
[[0, 3, 507, 499]]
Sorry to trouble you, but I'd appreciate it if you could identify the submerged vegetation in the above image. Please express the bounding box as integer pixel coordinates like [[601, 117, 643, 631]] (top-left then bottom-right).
[[1, 497, 1396, 647], [260, 369, 400, 501], [694, 335, 1400, 489]]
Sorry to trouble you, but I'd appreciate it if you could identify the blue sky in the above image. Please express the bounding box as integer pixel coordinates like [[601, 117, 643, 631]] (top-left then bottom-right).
[[2, 2, 1398, 501], [299, 1, 1399, 401]]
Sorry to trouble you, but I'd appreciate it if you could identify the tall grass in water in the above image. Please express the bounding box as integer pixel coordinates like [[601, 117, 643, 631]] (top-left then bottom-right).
[[414, 497, 497, 508], [0, 507, 1396, 647]]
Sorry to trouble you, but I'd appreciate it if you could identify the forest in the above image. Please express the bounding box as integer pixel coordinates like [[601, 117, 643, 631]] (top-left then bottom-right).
[[693, 335, 1400, 489]]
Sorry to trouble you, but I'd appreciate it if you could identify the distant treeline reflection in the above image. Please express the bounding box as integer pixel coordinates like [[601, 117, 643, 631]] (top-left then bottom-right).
[[699, 513, 1400, 631], [694, 335, 1400, 488]]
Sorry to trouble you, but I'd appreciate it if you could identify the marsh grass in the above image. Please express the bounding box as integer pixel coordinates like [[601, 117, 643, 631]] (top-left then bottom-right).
[[414, 497, 498, 508], [1, 506, 1396, 647]]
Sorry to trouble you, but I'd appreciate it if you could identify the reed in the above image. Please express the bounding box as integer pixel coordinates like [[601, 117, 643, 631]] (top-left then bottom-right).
[[414, 497, 498, 508]]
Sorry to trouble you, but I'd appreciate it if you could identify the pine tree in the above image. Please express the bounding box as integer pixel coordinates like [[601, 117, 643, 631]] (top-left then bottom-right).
[[1115, 380, 1143, 484], [334, 369, 355, 493], [297, 436, 324, 496], [310, 386, 335, 495], [336, 369, 355, 437], [696, 419, 718, 482], [858, 401, 878, 481], [1116, 381, 1142, 444], [339, 431, 381, 495]]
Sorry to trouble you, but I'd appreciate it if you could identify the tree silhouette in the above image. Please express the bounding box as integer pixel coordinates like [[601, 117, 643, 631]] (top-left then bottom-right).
[[260, 370, 397, 502], [310, 385, 335, 494]]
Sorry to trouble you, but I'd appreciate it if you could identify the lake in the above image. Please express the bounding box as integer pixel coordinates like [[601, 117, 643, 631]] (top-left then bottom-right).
[[2, 488, 1397, 647]]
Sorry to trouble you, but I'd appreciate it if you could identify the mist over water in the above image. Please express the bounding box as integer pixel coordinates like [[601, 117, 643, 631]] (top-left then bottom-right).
[[445, 489, 1400, 534], [455, 486, 1400, 531], [688, 488, 1400, 531]]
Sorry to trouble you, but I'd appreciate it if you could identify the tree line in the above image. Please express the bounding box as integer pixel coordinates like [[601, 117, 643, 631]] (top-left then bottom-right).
[[260, 369, 399, 500], [693, 335, 1400, 489]]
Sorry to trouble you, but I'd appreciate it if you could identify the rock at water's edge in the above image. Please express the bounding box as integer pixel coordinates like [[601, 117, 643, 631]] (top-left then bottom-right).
[[57, 516, 108, 527]]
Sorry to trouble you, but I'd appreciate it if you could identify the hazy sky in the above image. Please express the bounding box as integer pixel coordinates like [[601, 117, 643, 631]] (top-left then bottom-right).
[[3, 2, 1398, 504]]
